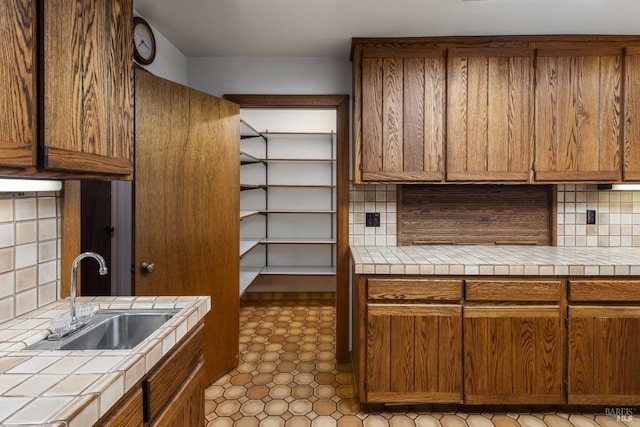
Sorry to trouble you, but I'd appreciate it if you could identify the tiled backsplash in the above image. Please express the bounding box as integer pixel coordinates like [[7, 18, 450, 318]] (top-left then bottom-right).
[[0, 192, 61, 323], [558, 184, 640, 247], [350, 183, 640, 248], [349, 184, 397, 246]]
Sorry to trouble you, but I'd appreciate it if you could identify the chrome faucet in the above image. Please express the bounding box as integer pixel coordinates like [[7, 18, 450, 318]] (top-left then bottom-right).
[[70, 252, 108, 322]]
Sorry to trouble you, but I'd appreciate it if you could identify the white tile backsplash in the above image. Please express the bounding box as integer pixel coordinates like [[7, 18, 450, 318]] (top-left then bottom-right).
[[0, 192, 62, 322], [349, 183, 640, 247]]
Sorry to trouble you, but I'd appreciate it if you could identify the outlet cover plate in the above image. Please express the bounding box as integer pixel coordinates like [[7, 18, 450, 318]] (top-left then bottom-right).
[[366, 212, 381, 227]]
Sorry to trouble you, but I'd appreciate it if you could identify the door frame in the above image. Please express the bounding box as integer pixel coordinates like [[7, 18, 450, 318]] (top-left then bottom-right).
[[224, 94, 350, 363]]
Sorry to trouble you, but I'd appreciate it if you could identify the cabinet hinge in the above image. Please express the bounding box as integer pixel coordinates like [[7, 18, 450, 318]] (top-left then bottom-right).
[[359, 161, 363, 172], [565, 316, 569, 328], [364, 378, 368, 389]]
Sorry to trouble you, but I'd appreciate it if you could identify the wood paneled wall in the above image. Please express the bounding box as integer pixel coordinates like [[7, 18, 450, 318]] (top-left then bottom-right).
[[399, 185, 553, 246]]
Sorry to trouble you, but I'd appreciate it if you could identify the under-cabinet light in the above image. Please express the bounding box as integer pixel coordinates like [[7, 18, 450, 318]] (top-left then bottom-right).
[[611, 184, 640, 191], [0, 178, 62, 193]]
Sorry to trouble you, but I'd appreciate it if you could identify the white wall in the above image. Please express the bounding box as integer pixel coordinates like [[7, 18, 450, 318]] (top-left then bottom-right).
[[187, 57, 351, 97], [133, 11, 188, 85]]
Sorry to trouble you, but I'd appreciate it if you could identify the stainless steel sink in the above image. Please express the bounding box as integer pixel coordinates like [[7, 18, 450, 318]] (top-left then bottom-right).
[[27, 309, 180, 351]]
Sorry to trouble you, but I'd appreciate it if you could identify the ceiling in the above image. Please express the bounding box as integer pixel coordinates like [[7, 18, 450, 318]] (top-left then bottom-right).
[[133, 0, 640, 59]]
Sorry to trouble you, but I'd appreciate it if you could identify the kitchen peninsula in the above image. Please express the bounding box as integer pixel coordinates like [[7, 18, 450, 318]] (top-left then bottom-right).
[[351, 245, 640, 409], [0, 295, 209, 426]]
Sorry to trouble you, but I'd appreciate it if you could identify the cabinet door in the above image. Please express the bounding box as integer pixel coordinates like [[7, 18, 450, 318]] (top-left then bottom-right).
[[366, 303, 462, 403], [0, 0, 36, 170], [568, 306, 640, 405], [447, 48, 532, 182], [534, 47, 623, 182], [360, 49, 445, 182], [41, 0, 133, 176], [624, 47, 640, 181], [464, 306, 563, 404], [150, 361, 205, 427]]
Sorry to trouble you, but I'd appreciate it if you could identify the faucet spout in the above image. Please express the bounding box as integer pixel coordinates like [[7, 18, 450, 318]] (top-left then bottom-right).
[[70, 252, 108, 322]]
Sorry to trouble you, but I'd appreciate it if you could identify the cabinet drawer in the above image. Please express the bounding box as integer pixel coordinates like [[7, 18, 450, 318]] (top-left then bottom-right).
[[367, 278, 462, 301], [465, 280, 562, 302], [569, 280, 640, 302], [143, 323, 204, 422]]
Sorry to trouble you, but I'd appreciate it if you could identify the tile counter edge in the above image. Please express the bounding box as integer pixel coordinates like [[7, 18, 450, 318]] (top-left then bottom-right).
[[350, 245, 640, 276], [0, 295, 211, 426]]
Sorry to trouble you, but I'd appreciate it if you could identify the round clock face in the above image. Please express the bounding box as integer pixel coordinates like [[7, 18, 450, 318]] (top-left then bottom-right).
[[133, 17, 156, 65]]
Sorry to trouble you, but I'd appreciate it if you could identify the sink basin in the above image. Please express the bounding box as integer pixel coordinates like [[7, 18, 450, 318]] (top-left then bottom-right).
[[27, 309, 180, 351]]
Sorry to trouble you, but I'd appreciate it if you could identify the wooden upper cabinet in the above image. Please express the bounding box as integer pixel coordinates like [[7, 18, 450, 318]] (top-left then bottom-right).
[[447, 48, 532, 182], [0, 0, 36, 170], [41, 0, 133, 176], [357, 47, 446, 182], [624, 47, 640, 181], [534, 46, 623, 182]]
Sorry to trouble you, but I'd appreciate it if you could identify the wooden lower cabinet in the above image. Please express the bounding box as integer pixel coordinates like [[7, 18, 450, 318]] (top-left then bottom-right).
[[96, 323, 205, 426], [356, 274, 640, 407], [366, 303, 462, 403], [463, 306, 563, 404], [151, 361, 206, 426], [568, 306, 640, 405]]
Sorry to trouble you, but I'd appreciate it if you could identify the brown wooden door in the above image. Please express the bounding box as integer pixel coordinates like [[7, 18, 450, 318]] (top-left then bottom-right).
[[624, 47, 640, 181], [447, 48, 532, 182], [150, 361, 205, 427], [134, 68, 240, 385], [568, 306, 640, 405], [534, 46, 623, 182], [463, 306, 563, 404], [360, 48, 446, 182], [0, 0, 36, 170], [41, 0, 133, 176], [366, 303, 462, 403]]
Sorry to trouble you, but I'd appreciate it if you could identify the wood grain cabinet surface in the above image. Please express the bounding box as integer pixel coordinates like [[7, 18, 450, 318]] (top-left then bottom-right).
[[41, 0, 134, 176], [0, 0, 134, 177], [0, 0, 36, 170], [624, 47, 640, 181], [354, 274, 640, 407], [357, 47, 446, 182], [534, 46, 623, 182], [352, 36, 640, 184], [464, 305, 563, 404], [447, 47, 532, 182]]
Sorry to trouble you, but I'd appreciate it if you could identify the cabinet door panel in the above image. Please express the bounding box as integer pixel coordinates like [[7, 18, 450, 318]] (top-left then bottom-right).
[[361, 50, 445, 182], [534, 47, 622, 181], [447, 48, 532, 182], [624, 48, 640, 180], [568, 306, 640, 405], [41, 0, 133, 176], [366, 304, 462, 403], [0, 0, 36, 169], [464, 306, 562, 404]]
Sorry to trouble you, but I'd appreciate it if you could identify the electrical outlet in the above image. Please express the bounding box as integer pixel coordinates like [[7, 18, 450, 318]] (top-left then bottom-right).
[[586, 210, 596, 225], [366, 212, 380, 227]]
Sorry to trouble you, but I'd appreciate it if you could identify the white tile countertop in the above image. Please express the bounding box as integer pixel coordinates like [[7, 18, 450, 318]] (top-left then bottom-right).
[[0, 295, 210, 426], [350, 245, 640, 276]]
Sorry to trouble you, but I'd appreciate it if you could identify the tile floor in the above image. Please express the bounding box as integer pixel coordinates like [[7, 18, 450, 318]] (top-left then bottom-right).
[[204, 297, 638, 427]]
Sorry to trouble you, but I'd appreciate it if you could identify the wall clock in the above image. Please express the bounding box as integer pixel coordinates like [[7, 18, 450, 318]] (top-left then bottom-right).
[[133, 16, 156, 65]]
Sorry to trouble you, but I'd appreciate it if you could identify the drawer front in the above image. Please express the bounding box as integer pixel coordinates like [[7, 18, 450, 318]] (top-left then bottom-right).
[[143, 322, 204, 422], [367, 278, 462, 301], [465, 280, 562, 302], [569, 280, 640, 302]]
